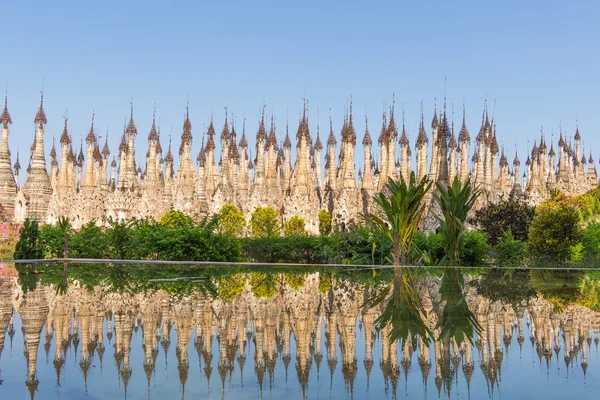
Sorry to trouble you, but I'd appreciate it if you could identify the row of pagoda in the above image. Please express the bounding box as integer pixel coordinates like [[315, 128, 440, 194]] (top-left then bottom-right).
[[0, 94, 597, 231]]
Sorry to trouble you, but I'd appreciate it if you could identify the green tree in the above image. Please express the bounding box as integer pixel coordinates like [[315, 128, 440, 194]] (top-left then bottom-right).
[[284, 216, 306, 236], [216, 204, 247, 238], [495, 230, 526, 268], [434, 177, 480, 266], [583, 223, 600, 261], [250, 206, 280, 238], [70, 221, 108, 259], [528, 199, 583, 262], [472, 198, 535, 245], [362, 172, 432, 266], [318, 210, 332, 236], [159, 209, 194, 228], [14, 219, 42, 260]]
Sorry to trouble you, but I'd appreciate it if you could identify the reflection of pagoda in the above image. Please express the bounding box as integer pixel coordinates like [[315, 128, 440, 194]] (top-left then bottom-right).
[[9, 270, 600, 399], [0, 279, 15, 361], [18, 287, 49, 400]]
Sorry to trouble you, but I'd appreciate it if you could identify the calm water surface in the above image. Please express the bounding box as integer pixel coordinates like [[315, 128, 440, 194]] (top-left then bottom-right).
[[0, 264, 599, 399]]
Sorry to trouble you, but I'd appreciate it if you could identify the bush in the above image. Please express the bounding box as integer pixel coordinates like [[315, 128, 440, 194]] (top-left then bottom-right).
[[573, 193, 595, 221], [14, 219, 42, 260], [250, 206, 280, 237], [284, 216, 306, 236], [69, 221, 108, 259], [318, 210, 332, 236], [242, 235, 328, 264], [159, 209, 193, 228], [216, 204, 247, 238], [583, 223, 600, 261], [459, 230, 490, 266], [472, 199, 535, 245], [495, 230, 526, 268], [38, 224, 67, 259], [528, 200, 583, 262]]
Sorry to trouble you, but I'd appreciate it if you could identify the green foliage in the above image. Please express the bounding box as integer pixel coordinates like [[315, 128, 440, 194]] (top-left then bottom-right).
[[369, 268, 433, 348], [284, 216, 307, 236], [216, 204, 247, 238], [583, 223, 600, 261], [413, 231, 444, 266], [242, 235, 331, 264], [249, 272, 279, 298], [472, 198, 535, 245], [530, 269, 584, 311], [573, 193, 596, 221], [434, 177, 480, 266], [459, 230, 490, 267], [436, 269, 482, 346], [362, 172, 432, 265], [318, 210, 332, 236], [38, 224, 67, 259], [476, 269, 536, 305], [14, 219, 42, 260], [250, 206, 280, 238], [528, 199, 583, 261], [159, 209, 194, 228], [216, 274, 246, 301], [69, 221, 108, 259], [495, 230, 526, 268], [285, 274, 306, 290], [318, 274, 332, 294]]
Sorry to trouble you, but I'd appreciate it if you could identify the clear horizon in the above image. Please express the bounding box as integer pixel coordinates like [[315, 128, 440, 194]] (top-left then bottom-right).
[[2, 0, 598, 183]]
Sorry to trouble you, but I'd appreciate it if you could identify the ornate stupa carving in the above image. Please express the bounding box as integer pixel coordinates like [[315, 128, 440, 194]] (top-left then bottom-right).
[[0, 94, 595, 231], [0, 94, 17, 219]]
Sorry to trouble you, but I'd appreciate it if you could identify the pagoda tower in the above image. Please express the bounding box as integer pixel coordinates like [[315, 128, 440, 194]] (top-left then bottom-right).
[[0, 95, 17, 218], [361, 115, 374, 192], [21, 93, 53, 223]]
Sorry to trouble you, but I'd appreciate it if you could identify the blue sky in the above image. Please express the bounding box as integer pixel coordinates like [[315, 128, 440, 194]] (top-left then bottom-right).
[[2, 0, 598, 179]]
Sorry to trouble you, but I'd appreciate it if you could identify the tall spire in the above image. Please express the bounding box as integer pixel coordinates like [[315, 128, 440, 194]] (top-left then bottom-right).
[[148, 104, 158, 142], [60, 117, 71, 145], [126, 101, 137, 135], [416, 102, 428, 147], [362, 114, 372, 146], [399, 104, 409, 146], [34, 91, 47, 126], [85, 112, 96, 144], [0, 93, 11, 126], [458, 102, 470, 143]]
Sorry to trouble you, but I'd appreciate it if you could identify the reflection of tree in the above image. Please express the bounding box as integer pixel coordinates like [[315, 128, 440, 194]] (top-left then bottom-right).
[[530, 269, 584, 312], [476, 268, 536, 306], [369, 268, 433, 348], [436, 269, 482, 346]]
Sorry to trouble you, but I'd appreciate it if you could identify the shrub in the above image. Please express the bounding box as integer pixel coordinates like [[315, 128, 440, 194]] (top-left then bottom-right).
[[583, 223, 600, 261], [14, 219, 42, 260], [38, 224, 67, 259], [159, 209, 193, 228], [459, 230, 490, 266], [284, 216, 306, 236], [69, 221, 108, 259], [250, 206, 280, 238], [318, 210, 332, 236], [216, 204, 247, 238], [495, 230, 526, 268], [573, 193, 595, 221], [472, 199, 535, 245], [528, 200, 583, 262]]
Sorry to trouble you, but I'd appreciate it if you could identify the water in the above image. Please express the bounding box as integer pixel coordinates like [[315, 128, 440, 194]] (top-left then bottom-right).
[[1, 263, 599, 399]]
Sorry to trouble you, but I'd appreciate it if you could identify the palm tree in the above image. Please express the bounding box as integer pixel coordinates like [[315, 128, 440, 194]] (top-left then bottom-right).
[[433, 177, 480, 266], [362, 172, 432, 266], [433, 177, 482, 344], [362, 172, 433, 347]]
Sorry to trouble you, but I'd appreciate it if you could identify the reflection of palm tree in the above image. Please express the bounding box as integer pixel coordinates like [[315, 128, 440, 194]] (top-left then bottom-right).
[[436, 269, 482, 346], [369, 268, 433, 348]]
